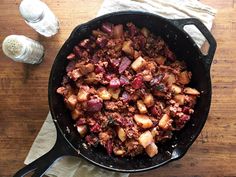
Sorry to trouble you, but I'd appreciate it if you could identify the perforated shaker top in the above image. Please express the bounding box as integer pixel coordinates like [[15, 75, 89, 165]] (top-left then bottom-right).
[[19, 0, 44, 22]]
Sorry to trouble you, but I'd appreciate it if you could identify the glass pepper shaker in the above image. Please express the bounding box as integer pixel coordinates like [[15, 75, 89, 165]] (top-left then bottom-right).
[[2, 35, 44, 64]]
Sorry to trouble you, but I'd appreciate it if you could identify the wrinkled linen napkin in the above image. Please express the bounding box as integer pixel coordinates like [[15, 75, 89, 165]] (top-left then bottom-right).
[[24, 0, 216, 177]]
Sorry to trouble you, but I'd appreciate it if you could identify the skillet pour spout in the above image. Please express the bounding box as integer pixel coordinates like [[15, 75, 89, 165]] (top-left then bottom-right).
[[14, 11, 216, 177]]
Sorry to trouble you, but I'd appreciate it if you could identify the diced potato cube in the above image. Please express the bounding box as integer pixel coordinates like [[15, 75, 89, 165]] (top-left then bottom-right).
[[174, 94, 185, 105], [134, 50, 141, 59], [57, 86, 66, 95], [171, 84, 182, 94], [143, 73, 153, 82], [131, 56, 146, 71], [84, 72, 100, 84], [122, 40, 134, 56], [86, 63, 95, 72], [69, 69, 82, 81], [184, 87, 200, 95], [145, 61, 157, 73], [164, 73, 176, 86], [155, 56, 166, 65], [99, 132, 110, 142], [151, 127, 159, 137], [113, 148, 126, 156], [97, 87, 111, 100], [117, 127, 127, 142], [113, 24, 124, 39], [114, 43, 122, 52], [134, 114, 153, 129], [66, 95, 77, 110], [141, 27, 150, 37], [178, 71, 191, 85], [145, 142, 158, 157], [137, 100, 148, 114], [142, 69, 153, 82], [77, 88, 89, 102], [108, 88, 121, 99], [143, 93, 154, 107], [79, 63, 95, 75], [71, 109, 82, 120], [138, 131, 154, 148], [77, 125, 87, 137], [158, 114, 172, 130]]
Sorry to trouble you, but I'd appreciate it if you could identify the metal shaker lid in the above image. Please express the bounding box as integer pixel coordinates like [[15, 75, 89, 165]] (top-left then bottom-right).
[[2, 35, 27, 60], [19, 0, 44, 22]]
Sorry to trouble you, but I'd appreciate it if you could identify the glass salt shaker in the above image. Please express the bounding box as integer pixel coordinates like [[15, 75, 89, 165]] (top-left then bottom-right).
[[2, 35, 44, 64], [19, 0, 59, 37]]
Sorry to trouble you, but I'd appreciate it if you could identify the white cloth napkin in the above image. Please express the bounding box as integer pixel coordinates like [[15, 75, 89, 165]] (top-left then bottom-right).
[[98, 0, 217, 47], [24, 0, 216, 177]]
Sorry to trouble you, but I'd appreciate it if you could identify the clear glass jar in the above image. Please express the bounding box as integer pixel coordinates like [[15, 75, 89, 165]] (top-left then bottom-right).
[[19, 0, 59, 37], [2, 35, 44, 64]]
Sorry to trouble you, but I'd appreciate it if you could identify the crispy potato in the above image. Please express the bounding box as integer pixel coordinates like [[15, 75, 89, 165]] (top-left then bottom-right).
[[138, 131, 154, 148], [143, 93, 155, 107], [174, 94, 185, 105], [171, 84, 182, 94], [113, 148, 126, 156], [113, 24, 124, 39], [178, 71, 191, 85], [142, 70, 153, 82], [71, 109, 82, 120], [134, 114, 153, 129], [134, 50, 141, 59], [158, 114, 172, 130], [84, 72, 100, 84], [137, 100, 148, 114], [77, 125, 87, 137], [66, 95, 77, 110], [151, 127, 159, 137], [77, 88, 89, 102], [69, 69, 82, 81], [165, 73, 176, 86], [122, 40, 134, 56], [117, 127, 127, 142], [145, 142, 158, 157], [131, 56, 146, 71], [184, 87, 200, 95], [97, 87, 111, 100], [79, 63, 95, 75], [145, 61, 157, 73], [141, 27, 150, 37], [108, 88, 121, 99]]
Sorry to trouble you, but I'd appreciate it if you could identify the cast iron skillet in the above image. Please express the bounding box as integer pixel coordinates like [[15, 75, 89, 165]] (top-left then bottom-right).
[[14, 11, 216, 177]]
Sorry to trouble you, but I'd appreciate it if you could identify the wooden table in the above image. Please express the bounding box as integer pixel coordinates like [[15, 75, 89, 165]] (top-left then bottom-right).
[[0, 0, 235, 176]]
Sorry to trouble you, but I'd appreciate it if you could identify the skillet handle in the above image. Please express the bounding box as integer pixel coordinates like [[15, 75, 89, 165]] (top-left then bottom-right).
[[171, 18, 217, 70], [13, 129, 78, 177]]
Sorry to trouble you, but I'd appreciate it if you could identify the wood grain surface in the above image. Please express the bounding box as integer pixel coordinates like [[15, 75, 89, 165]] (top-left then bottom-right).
[[0, 0, 235, 177]]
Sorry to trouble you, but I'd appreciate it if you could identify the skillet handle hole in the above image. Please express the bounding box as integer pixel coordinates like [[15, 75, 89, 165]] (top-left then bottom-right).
[[183, 24, 209, 56]]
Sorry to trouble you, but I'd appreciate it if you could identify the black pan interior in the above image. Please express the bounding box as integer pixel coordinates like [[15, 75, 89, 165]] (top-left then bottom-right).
[[48, 11, 212, 172]]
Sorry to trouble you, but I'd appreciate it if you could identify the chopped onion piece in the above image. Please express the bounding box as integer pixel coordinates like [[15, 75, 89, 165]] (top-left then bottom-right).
[[119, 57, 131, 74]]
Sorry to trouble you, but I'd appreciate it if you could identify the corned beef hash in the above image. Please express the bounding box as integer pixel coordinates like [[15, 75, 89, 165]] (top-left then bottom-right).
[[57, 22, 200, 158]]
